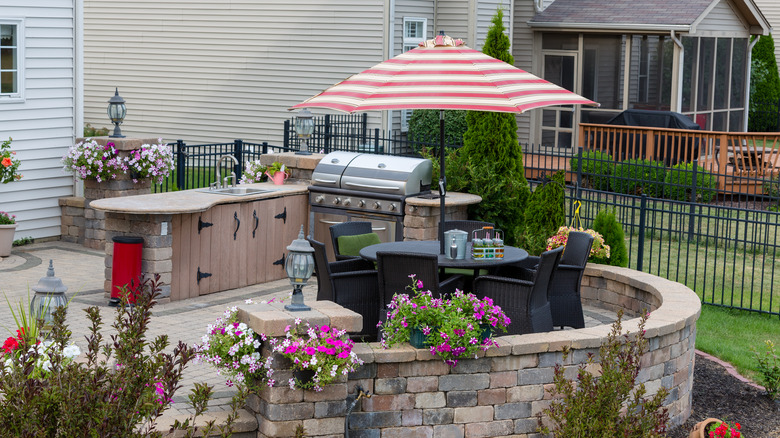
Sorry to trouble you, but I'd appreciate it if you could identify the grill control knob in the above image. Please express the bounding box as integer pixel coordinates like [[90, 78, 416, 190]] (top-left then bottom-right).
[[389, 203, 397, 211], [333, 197, 341, 205], [315, 195, 324, 203], [343, 198, 352, 206], [373, 201, 382, 209], [358, 200, 366, 208]]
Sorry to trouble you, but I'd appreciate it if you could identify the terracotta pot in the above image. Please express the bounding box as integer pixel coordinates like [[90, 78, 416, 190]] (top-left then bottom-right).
[[0, 223, 17, 257], [689, 418, 722, 438]]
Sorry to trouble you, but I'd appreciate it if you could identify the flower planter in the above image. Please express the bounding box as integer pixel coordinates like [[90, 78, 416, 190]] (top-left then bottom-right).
[[0, 223, 17, 257], [293, 369, 316, 387], [688, 418, 722, 438], [410, 327, 434, 349], [479, 324, 492, 342]]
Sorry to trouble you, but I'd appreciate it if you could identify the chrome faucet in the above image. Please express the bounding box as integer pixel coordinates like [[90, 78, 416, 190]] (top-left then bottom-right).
[[213, 155, 239, 189]]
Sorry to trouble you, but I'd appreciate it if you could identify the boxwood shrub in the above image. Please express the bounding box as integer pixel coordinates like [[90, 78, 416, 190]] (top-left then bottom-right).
[[570, 150, 613, 191], [612, 159, 667, 197], [663, 162, 717, 202]]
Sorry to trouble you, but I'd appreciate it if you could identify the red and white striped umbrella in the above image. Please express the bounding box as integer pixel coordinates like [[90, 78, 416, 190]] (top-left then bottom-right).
[[291, 34, 597, 113], [292, 34, 597, 253]]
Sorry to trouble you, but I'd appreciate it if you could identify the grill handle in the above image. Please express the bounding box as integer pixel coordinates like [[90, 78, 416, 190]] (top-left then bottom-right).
[[313, 178, 339, 184], [343, 182, 398, 191], [317, 218, 386, 232]]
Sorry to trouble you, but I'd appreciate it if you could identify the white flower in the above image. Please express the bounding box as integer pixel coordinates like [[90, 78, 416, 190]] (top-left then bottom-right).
[[237, 323, 247, 332], [62, 343, 81, 359]]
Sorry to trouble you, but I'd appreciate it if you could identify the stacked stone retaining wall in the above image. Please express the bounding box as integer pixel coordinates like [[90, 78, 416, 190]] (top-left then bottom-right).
[[239, 264, 701, 437]]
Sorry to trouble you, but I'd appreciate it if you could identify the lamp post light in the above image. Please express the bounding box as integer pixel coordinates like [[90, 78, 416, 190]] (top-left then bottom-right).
[[30, 260, 69, 336], [284, 225, 315, 312], [294, 108, 315, 155], [107, 87, 127, 138]]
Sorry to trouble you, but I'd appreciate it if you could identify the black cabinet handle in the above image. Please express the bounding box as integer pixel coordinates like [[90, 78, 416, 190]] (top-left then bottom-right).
[[252, 210, 259, 238], [198, 217, 213, 234], [274, 207, 287, 224], [233, 211, 241, 240], [197, 267, 212, 284], [273, 254, 285, 266]]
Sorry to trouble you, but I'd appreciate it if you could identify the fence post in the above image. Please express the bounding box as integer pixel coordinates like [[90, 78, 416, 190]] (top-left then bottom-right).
[[234, 139, 244, 181], [576, 147, 583, 199], [262, 142, 268, 154], [324, 114, 331, 154], [176, 139, 186, 190], [374, 128, 380, 154], [362, 113, 368, 141], [637, 194, 647, 272], [688, 159, 698, 241], [283, 120, 290, 150]]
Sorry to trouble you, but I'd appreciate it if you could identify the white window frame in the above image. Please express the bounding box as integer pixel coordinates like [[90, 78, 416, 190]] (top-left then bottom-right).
[[0, 18, 24, 102], [401, 17, 427, 131]]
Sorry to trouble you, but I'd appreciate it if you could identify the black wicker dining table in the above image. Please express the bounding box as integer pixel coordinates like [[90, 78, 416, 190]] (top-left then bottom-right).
[[358, 240, 528, 271]]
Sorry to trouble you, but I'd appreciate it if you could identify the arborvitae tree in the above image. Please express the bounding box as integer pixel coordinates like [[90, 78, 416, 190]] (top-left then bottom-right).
[[522, 171, 566, 256], [749, 33, 780, 132], [458, 8, 531, 245], [591, 209, 628, 267]]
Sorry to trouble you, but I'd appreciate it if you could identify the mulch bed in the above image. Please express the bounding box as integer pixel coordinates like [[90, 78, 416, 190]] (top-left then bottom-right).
[[667, 352, 780, 438]]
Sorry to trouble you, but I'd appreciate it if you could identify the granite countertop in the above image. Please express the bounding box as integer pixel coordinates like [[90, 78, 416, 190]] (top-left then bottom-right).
[[90, 183, 309, 214], [405, 191, 482, 207]]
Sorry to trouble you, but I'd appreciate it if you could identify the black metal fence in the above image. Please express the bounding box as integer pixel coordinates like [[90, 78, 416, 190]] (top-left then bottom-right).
[[749, 97, 780, 132], [523, 147, 780, 317]]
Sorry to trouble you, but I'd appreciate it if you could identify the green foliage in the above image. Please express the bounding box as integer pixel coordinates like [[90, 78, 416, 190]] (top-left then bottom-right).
[[0, 275, 241, 437], [752, 340, 780, 400], [570, 150, 614, 191], [591, 209, 628, 267], [749, 34, 780, 132], [763, 171, 780, 211], [12, 236, 33, 247], [662, 162, 717, 202], [539, 311, 670, 437], [83, 123, 109, 137], [612, 159, 666, 197], [408, 110, 468, 151], [523, 171, 566, 256]]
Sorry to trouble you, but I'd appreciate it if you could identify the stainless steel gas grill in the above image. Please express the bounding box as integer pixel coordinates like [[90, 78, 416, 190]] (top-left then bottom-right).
[[309, 152, 433, 260]]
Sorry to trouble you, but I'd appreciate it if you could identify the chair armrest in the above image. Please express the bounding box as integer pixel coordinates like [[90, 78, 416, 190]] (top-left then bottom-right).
[[475, 275, 534, 289], [335, 254, 360, 261], [440, 274, 465, 296], [330, 258, 375, 274]]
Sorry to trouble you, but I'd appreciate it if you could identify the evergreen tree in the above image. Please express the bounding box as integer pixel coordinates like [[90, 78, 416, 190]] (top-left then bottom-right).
[[749, 33, 780, 132], [458, 8, 531, 245], [522, 171, 566, 256], [591, 209, 628, 267]]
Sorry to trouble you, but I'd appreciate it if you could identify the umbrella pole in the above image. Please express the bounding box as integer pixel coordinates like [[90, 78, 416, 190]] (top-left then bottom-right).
[[439, 110, 446, 254]]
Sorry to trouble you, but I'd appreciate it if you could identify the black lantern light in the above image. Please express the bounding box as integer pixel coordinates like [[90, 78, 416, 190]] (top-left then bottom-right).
[[107, 87, 127, 138], [294, 108, 314, 155], [30, 260, 69, 335], [284, 225, 315, 311]]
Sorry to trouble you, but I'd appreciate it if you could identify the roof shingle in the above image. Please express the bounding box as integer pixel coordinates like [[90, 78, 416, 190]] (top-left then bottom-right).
[[531, 0, 714, 26]]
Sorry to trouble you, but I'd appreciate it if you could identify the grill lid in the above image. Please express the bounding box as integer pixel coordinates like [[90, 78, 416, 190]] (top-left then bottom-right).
[[311, 152, 432, 196]]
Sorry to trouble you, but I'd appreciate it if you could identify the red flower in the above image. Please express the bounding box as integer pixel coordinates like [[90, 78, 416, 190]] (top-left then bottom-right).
[[1, 157, 11, 167], [2, 336, 18, 354]]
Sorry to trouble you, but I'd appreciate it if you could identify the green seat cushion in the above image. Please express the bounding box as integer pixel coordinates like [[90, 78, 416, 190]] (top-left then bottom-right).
[[337, 232, 382, 257], [444, 267, 489, 277]]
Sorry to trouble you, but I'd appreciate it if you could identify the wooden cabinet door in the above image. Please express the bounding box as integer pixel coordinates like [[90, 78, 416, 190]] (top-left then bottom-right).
[[240, 202, 262, 287]]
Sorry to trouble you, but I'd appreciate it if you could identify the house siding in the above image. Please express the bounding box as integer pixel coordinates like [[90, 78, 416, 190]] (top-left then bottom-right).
[[436, 0, 472, 44], [695, 0, 751, 37], [512, 0, 535, 143], [0, 0, 78, 240], [474, 0, 511, 51], [82, 0, 385, 146], [753, 0, 780, 71]]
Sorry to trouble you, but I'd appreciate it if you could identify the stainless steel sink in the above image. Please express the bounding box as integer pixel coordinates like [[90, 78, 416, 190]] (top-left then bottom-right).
[[197, 187, 273, 196]]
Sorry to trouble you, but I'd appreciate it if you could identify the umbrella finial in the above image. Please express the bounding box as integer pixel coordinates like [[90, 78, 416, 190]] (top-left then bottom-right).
[[421, 33, 465, 49]]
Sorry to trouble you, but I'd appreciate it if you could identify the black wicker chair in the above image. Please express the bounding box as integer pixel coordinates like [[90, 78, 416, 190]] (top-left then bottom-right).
[[309, 238, 380, 339], [442, 220, 494, 241], [548, 231, 594, 329], [473, 246, 563, 335], [376, 251, 464, 307], [329, 221, 373, 261]]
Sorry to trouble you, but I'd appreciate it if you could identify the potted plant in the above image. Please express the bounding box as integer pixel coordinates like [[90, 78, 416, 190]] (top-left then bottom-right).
[[239, 160, 268, 184], [122, 138, 174, 184], [688, 418, 743, 438], [264, 161, 291, 185], [193, 307, 275, 390], [380, 276, 510, 366], [269, 319, 363, 391], [546, 225, 610, 262], [62, 139, 127, 183], [1, 137, 22, 184], [0, 211, 17, 257]]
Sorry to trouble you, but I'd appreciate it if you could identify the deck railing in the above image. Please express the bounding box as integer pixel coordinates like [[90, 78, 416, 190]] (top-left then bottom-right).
[[579, 123, 780, 191]]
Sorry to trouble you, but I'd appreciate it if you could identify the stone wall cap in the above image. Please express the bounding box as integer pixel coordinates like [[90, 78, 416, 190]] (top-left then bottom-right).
[[405, 192, 482, 207], [59, 196, 86, 208]]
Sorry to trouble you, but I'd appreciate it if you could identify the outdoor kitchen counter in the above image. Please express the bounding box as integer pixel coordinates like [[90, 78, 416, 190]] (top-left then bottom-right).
[[402, 192, 482, 241], [89, 182, 308, 214], [90, 183, 309, 302]]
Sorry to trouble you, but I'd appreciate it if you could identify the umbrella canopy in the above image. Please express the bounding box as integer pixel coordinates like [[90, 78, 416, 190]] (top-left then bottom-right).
[[291, 33, 598, 252]]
